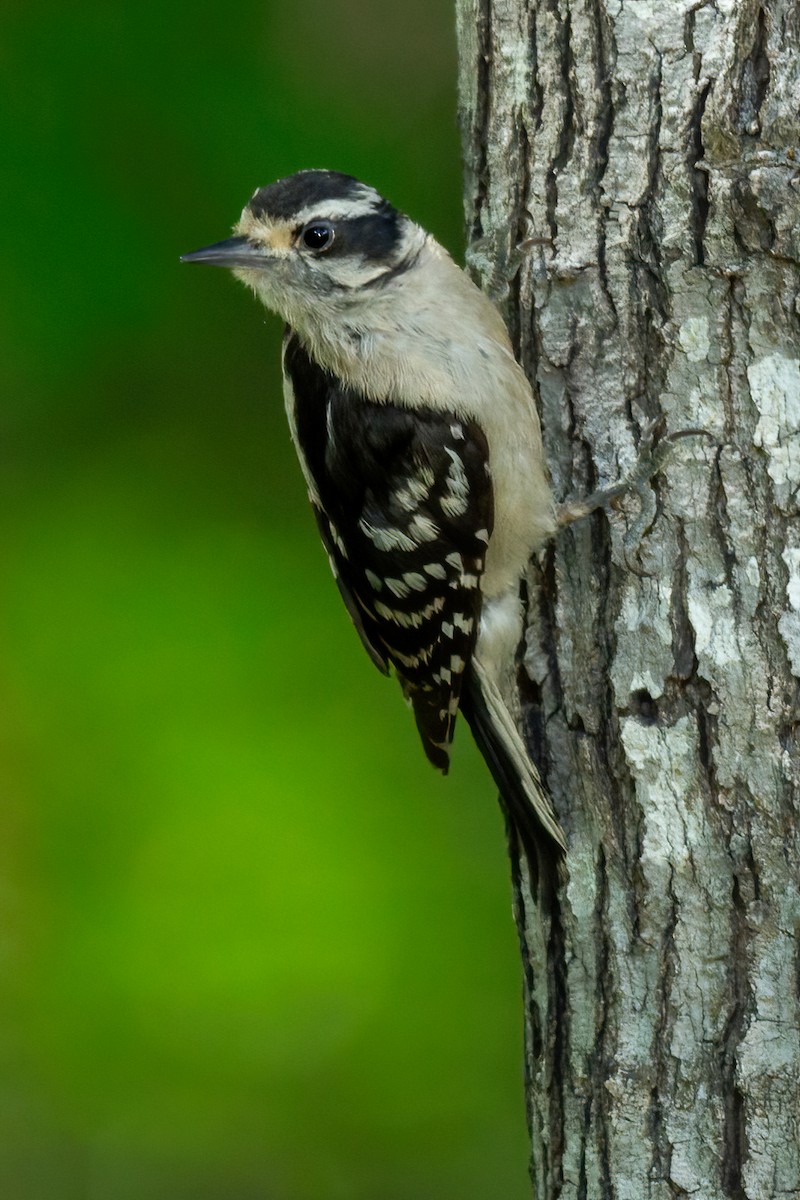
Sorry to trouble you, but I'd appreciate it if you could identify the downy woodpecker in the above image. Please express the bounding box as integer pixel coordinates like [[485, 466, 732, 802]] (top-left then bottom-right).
[[183, 170, 566, 863]]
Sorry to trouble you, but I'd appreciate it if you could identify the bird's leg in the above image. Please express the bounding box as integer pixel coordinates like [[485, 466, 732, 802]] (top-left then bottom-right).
[[556, 423, 713, 565]]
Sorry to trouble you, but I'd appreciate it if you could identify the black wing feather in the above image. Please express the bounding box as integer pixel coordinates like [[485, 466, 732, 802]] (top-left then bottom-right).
[[283, 331, 493, 771]]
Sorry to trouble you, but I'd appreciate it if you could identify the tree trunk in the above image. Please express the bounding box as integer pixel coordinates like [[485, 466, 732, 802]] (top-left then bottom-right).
[[456, 1, 800, 1196]]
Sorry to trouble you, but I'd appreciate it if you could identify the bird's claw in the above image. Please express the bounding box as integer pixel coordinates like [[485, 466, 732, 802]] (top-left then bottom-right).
[[556, 423, 715, 575]]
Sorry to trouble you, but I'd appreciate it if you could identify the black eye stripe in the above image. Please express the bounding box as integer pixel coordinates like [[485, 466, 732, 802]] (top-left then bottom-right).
[[297, 211, 402, 261], [337, 211, 400, 258]]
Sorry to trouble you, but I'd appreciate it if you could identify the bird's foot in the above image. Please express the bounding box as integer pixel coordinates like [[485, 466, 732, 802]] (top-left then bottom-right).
[[556, 422, 714, 573]]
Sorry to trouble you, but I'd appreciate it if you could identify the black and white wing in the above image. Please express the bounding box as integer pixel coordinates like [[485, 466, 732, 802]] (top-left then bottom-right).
[[283, 331, 493, 772]]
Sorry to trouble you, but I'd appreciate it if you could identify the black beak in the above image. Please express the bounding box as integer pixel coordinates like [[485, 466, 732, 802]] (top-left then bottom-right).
[[180, 236, 267, 268]]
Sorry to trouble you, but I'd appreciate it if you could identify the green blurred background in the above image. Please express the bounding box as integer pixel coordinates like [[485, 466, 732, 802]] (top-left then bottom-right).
[[0, 3, 530, 1197]]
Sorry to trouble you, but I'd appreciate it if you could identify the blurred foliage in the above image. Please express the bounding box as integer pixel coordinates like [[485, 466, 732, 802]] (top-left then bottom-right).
[[0, 1, 530, 1197]]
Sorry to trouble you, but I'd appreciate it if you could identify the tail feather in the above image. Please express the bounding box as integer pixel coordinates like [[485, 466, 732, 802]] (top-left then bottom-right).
[[460, 657, 566, 867]]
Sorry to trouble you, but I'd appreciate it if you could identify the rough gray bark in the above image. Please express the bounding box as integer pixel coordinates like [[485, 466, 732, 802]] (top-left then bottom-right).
[[456, 1, 800, 1196]]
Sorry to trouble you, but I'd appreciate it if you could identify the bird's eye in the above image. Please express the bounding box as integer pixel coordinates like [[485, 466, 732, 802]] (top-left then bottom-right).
[[301, 222, 334, 251]]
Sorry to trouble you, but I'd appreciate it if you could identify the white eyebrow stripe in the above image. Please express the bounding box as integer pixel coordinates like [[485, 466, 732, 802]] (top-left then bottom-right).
[[292, 196, 384, 226]]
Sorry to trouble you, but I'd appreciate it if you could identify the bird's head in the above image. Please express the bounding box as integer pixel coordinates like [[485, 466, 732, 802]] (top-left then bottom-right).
[[181, 169, 426, 332]]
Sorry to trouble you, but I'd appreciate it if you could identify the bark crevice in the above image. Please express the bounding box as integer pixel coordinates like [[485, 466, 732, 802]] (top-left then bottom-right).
[[720, 849, 757, 1199], [690, 81, 712, 267]]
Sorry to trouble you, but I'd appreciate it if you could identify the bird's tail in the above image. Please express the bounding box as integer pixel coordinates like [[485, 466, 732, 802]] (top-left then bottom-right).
[[460, 656, 566, 873]]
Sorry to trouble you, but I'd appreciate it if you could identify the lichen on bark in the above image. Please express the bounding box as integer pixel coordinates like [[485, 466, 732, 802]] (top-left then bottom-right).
[[456, 1, 800, 1196]]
